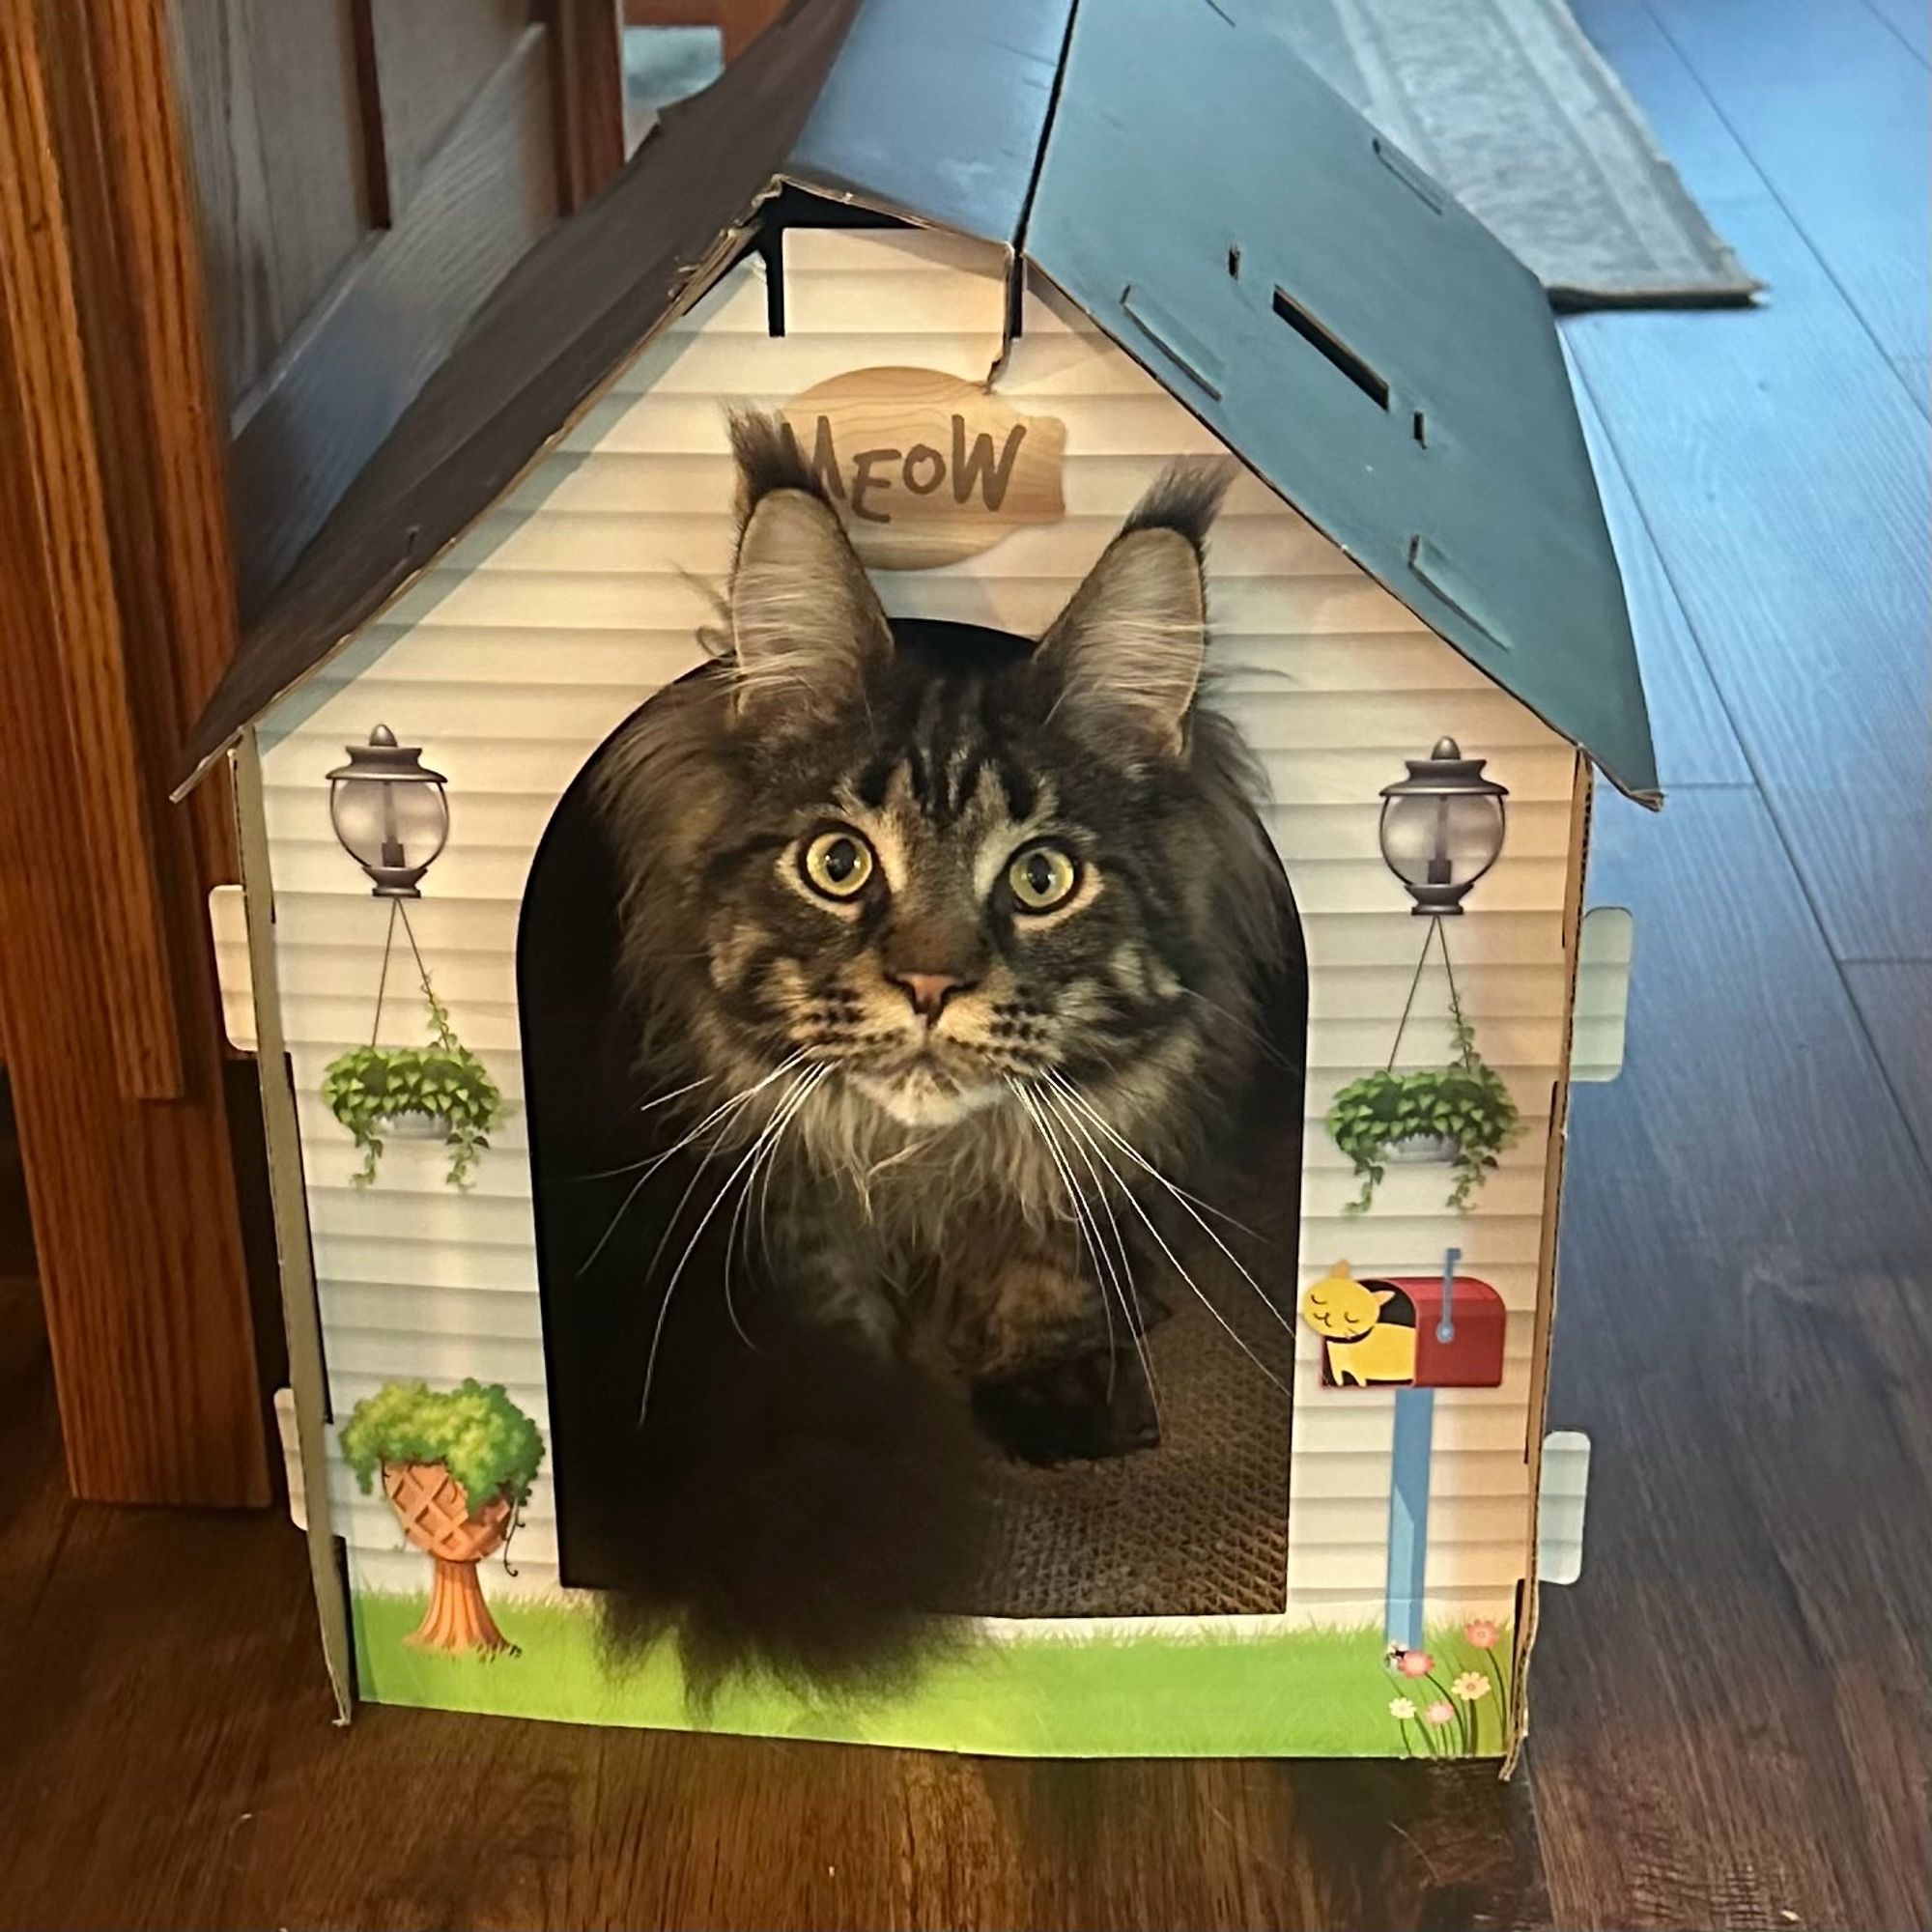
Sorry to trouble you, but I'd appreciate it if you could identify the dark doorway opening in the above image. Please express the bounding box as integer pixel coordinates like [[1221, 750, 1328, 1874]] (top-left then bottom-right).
[[520, 629, 1310, 1615]]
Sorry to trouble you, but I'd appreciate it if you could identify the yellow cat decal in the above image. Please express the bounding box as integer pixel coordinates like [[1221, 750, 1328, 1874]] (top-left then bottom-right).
[[1299, 1260, 1417, 1387]]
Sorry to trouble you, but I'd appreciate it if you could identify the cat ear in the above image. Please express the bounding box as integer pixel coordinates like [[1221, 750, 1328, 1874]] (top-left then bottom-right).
[[1373, 1288, 1395, 1307], [1037, 468, 1225, 757], [728, 486, 892, 725]]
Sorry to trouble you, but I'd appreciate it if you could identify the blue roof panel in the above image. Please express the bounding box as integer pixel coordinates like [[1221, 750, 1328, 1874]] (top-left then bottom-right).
[[1024, 0, 1658, 802]]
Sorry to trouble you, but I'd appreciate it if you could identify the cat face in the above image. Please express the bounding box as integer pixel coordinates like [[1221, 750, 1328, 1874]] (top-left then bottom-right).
[[697, 647, 1203, 1127], [597, 415, 1275, 1144], [1300, 1270, 1394, 1341]]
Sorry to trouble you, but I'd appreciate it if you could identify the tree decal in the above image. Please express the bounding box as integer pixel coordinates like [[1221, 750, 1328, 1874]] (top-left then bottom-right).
[[341, 1379, 544, 1657]]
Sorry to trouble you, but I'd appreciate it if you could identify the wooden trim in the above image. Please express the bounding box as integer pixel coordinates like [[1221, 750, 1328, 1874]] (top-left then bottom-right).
[[548, 0, 630, 212], [1503, 748, 1593, 1774], [720, 0, 787, 61], [622, 0, 785, 59], [624, 0, 718, 26], [0, 0, 267, 1505], [0, 0, 185, 1099], [47, 0, 243, 896]]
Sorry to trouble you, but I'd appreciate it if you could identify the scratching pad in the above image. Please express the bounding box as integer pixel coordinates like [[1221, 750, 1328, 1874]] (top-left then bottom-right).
[[980, 1286, 1296, 1619]]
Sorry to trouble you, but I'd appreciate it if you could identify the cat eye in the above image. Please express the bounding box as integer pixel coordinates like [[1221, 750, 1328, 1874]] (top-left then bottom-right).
[[801, 827, 875, 899], [1007, 842, 1080, 914]]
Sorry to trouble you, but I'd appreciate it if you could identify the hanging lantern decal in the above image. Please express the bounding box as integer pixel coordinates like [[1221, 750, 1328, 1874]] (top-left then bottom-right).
[[1325, 738, 1520, 1213], [318, 724, 502, 1190], [1378, 737, 1508, 917], [327, 724, 450, 897]]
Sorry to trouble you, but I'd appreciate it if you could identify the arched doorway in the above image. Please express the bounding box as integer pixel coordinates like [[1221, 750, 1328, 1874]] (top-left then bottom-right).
[[519, 644, 1310, 1616]]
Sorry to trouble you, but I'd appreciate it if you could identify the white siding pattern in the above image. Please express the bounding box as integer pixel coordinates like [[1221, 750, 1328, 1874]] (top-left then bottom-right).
[[241, 230, 1581, 1631]]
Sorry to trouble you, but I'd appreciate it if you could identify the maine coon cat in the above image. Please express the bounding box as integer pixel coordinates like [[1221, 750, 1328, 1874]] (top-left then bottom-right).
[[554, 412, 1299, 1688]]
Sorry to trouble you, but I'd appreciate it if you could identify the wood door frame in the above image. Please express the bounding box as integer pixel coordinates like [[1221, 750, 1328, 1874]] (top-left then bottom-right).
[[0, 0, 639, 1507], [0, 0, 268, 1505]]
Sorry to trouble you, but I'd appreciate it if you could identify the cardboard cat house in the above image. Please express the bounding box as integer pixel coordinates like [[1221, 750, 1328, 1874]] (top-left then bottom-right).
[[178, 0, 1652, 1761]]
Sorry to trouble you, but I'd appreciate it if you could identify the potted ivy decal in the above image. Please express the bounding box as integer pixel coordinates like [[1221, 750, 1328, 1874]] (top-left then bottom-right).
[[324, 983, 503, 1190], [341, 1378, 544, 1657], [1328, 1006, 1520, 1214]]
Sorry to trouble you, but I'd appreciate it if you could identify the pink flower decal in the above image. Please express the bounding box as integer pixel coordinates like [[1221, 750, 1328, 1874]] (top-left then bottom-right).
[[1396, 1649, 1435, 1679], [1424, 1699, 1456, 1726], [1463, 1617, 1500, 1650]]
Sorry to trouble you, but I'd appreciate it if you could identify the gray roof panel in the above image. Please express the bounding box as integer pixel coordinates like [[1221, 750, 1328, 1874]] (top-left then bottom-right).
[[785, 0, 1071, 242], [1025, 0, 1658, 802]]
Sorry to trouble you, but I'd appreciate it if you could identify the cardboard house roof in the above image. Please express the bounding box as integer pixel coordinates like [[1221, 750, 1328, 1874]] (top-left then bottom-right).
[[175, 0, 1659, 805]]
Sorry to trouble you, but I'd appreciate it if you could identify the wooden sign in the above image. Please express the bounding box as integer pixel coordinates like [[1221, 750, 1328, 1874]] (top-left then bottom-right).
[[780, 367, 1065, 570]]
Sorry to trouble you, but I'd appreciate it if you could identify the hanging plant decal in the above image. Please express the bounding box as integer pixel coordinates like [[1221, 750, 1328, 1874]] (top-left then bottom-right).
[[1329, 988, 1520, 1213], [318, 726, 503, 1189], [1334, 740, 1518, 1213], [323, 979, 503, 1190]]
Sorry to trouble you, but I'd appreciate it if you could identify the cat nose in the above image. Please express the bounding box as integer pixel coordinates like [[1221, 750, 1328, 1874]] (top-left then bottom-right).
[[891, 970, 971, 1022]]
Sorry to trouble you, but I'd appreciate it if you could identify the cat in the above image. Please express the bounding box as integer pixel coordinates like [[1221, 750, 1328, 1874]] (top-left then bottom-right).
[[546, 412, 1301, 1690], [1299, 1262, 1417, 1386]]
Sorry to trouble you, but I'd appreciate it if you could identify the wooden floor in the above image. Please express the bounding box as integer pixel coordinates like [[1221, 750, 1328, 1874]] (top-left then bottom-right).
[[1, 0, 1926, 1925]]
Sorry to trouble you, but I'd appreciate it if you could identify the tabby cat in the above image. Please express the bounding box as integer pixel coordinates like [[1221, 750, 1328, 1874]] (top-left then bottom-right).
[[560, 412, 1298, 1686]]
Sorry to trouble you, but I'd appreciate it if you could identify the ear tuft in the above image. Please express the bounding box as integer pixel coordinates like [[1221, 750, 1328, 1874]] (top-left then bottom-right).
[[1119, 461, 1234, 554], [1037, 464, 1229, 756], [725, 413, 890, 724], [728, 409, 821, 510]]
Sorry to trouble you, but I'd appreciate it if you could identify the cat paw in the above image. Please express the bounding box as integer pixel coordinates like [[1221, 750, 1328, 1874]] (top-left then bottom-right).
[[970, 1350, 1161, 1465]]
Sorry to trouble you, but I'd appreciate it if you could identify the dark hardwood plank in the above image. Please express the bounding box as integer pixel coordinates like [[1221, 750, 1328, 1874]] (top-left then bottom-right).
[[0, 1432, 1550, 1926], [1847, 961, 1932, 1172], [1861, 0, 1931, 64], [1536, 788, 1932, 1930], [1563, 346, 1750, 788], [1567, 0, 1932, 963], [1641, 0, 1929, 361]]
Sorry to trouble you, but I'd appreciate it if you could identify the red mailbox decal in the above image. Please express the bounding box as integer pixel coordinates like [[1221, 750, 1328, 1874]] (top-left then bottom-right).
[[1376, 1274, 1506, 1389], [1299, 1262, 1506, 1390]]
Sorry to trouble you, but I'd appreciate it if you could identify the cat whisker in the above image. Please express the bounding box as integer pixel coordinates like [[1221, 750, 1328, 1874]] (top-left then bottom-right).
[[1007, 1078, 1156, 1421], [643, 1050, 815, 1282], [578, 1050, 810, 1275], [1045, 1070, 1290, 1328], [1028, 1082, 1145, 1353], [578, 1061, 794, 1185], [1006, 1079, 1122, 1406], [639, 1065, 830, 1424], [572, 1075, 723, 1181], [1039, 1085, 1290, 1400], [723, 1065, 825, 1350], [638, 1073, 718, 1115]]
